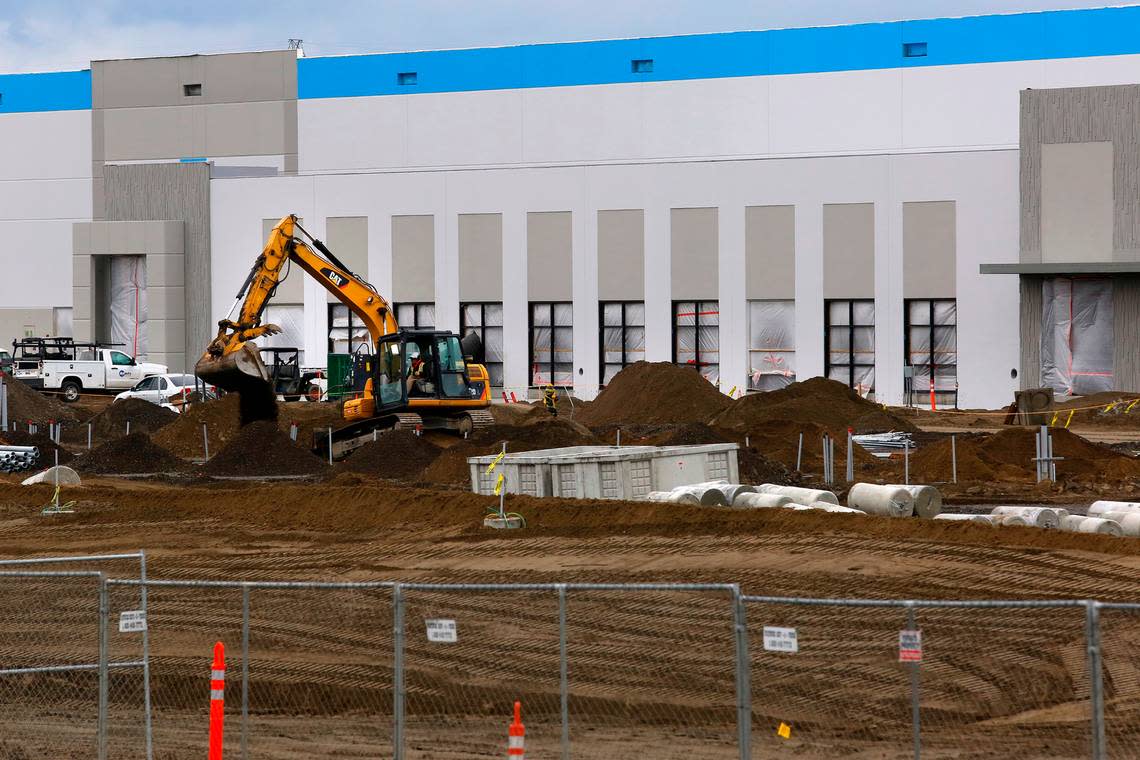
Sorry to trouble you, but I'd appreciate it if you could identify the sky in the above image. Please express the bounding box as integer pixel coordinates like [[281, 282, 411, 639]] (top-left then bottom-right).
[[1, 0, 1138, 73]]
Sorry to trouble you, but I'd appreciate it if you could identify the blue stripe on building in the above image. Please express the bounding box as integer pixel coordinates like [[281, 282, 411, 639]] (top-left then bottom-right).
[[0, 69, 91, 114]]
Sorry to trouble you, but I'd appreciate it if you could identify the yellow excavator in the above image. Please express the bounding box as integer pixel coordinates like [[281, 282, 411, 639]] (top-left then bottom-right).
[[195, 214, 493, 457]]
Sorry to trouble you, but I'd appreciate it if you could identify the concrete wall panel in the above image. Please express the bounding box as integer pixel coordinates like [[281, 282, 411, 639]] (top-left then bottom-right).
[[670, 208, 718, 300], [391, 215, 434, 302], [597, 210, 644, 301], [458, 213, 503, 301], [745, 205, 794, 299], [823, 203, 874, 298], [1041, 141, 1113, 263], [527, 211, 573, 301], [903, 201, 956, 297]]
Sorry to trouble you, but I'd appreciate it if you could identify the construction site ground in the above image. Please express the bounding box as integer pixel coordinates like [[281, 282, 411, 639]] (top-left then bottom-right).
[[2, 364, 1140, 757]]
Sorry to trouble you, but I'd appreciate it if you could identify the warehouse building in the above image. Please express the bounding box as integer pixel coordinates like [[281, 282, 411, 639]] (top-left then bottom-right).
[[3, 6, 1140, 407]]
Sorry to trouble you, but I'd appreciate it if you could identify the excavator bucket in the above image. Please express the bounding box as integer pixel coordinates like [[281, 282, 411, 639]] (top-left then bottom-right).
[[194, 343, 271, 394]]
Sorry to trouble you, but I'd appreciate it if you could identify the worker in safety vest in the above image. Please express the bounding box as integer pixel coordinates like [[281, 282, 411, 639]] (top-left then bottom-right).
[[543, 383, 558, 417]]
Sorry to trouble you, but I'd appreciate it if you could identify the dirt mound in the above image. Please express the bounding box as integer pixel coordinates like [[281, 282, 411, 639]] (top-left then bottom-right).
[[422, 419, 599, 485], [710, 377, 919, 434], [202, 421, 329, 478], [153, 395, 242, 457], [341, 431, 441, 480], [71, 432, 189, 475], [87, 398, 177, 440], [0, 377, 78, 425], [0, 429, 74, 465], [910, 427, 1140, 484], [577, 362, 731, 426], [738, 446, 799, 486]]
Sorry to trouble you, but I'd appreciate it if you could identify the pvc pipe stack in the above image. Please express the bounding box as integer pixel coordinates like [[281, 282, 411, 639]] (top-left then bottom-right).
[[1087, 500, 1140, 518], [934, 514, 996, 525], [644, 491, 701, 506], [733, 492, 796, 509], [1060, 515, 1124, 536], [755, 484, 840, 506], [889, 484, 943, 519], [847, 483, 915, 518], [1099, 512, 1140, 537], [989, 506, 1062, 529]]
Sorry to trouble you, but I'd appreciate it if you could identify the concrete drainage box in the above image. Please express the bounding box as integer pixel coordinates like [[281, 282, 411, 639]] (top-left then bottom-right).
[[468, 444, 739, 500]]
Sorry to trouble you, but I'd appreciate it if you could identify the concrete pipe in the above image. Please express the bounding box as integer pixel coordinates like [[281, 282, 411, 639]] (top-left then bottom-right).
[[698, 483, 757, 505], [670, 485, 729, 506], [755, 484, 840, 506], [934, 514, 995, 525], [733, 492, 795, 509], [999, 515, 1031, 527], [847, 483, 914, 518], [810, 503, 866, 515], [1088, 500, 1140, 517], [1100, 512, 1140, 537], [645, 491, 701, 506], [1061, 515, 1124, 536], [889, 484, 942, 519], [990, 506, 1061, 529]]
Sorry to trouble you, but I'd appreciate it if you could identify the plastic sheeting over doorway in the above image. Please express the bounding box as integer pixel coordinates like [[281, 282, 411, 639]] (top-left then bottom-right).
[[1042, 277, 1114, 396], [109, 255, 146, 358]]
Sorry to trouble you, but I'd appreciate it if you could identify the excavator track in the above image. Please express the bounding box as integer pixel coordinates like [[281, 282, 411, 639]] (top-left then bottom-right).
[[466, 409, 495, 428], [393, 413, 425, 430]]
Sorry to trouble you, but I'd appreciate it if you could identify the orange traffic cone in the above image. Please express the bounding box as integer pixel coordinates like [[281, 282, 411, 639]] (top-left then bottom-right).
[[508, 700, 525, 759]]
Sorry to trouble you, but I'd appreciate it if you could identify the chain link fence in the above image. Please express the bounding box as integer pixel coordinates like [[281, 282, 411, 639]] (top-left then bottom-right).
[[0, 560, 1136, 759]]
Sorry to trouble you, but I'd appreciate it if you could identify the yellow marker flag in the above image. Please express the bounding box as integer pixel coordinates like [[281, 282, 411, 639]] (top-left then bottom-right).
[[486, 450, 506, 475], [1127, 399, 1140, 413], [728, 385, 737, 398], [1050, 411, 1058, 427], [777, 722, 792, 739], [493, 473, 505, 496], [1105, 402, 1118, 413], [1065, 409, 1074, 429]]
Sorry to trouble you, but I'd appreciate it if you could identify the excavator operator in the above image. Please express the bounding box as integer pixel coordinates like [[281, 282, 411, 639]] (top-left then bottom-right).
[[406, 342, 433, 396]]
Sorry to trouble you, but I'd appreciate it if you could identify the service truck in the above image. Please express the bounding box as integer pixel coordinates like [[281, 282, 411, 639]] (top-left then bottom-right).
[[11, 337, 167, 401]]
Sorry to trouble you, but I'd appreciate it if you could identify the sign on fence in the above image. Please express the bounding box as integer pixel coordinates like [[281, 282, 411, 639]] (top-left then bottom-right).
[[119, 609, 147, 633], [426, 618, 458, 643], [762, 626, 798, 653], [898, 629, 922, 662]]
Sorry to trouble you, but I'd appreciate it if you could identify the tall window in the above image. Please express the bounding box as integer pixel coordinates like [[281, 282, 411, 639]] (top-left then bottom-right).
[[394, 302, 435, 330], [905, 299, 957, 406], [530, 302, 573, 387], [262, 304, 305, 364], [600, 302, 645, 384], [328, 304, 370, 356], [825, 299, 875, 394], [673, 301, 719, 385], [748, 300, 795, 391], [461, 302, 505, 387]]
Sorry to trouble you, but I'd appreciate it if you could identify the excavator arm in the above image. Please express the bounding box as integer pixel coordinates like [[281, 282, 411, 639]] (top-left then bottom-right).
[[196, 214, 398, 392]]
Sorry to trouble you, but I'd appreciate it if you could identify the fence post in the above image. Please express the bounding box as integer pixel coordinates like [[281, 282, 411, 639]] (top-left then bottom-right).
[[241, 584, 251, 760], [906, 604, 921, 760], [98, 573, 109, 760], [1086, 600, 1106, 760], [558, 584, 569, 760], [393, 583, 405, 760], [140, 551, 154, 760], [731, 586, 751, 760]]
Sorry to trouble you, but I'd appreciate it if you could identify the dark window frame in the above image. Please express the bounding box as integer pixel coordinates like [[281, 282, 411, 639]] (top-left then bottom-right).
[[904, 298, 958, 407], [393, 302, 435, 330], [672, 300, 719, 374], [528, 301, 573, 389], [327, 303, 373, 356], [599, 301, 645, 385], [460, 301, 504, 387], [824, 298, 876, 391]]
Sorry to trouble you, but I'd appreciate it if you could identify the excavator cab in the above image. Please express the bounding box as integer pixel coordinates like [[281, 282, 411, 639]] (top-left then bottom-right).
[[370, 331, 483, 410]]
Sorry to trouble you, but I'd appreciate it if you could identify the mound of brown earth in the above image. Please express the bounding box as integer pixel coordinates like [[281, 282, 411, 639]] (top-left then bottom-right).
[[577, 362, 731, 426], [340, 430, 441, 480], [710, 377, 919, 434], [153, 395, 242, 457], [0, 377, 78, 425], [202, 421, 329, 478], [88, 398, 177, 440], [71, 432, 189, 475], [422, 419, 599, 485], [910, 427, 1140, 484], [0, 429, 75, 465]]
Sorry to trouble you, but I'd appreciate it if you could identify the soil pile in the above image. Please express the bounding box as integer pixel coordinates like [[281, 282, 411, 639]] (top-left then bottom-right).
[[422, 418, 598, 485], [72, 433, 188, 475], [1054, 392, 1140, 430], [577, 362, 731, 426], [0, 429, 74, 464], [0, 377, 78, 425], [203, 421, 329, 478], [738, 446, 799, 486], [88, 398, 177, 439], [153, 395, 242, 457], [710, 377, 918, 434], [910, 428, 1140, 484], [341, 430, 441, 479]]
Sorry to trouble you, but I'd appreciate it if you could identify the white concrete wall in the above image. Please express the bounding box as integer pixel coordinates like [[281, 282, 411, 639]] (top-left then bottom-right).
[[298, 54, 1140, 173], [210, 148, 1020, 408], [0, 110, 91, 325]]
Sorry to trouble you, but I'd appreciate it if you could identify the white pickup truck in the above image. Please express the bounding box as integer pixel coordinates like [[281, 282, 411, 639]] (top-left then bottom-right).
[[12, 340, 167, 402]]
